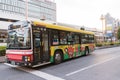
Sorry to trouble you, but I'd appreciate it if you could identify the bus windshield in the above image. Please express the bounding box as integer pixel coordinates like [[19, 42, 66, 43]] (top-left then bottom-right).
[[7, 21, 31, 49]]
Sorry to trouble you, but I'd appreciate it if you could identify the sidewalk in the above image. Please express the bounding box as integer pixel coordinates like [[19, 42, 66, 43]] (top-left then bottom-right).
[[0, 56, 5, 63]]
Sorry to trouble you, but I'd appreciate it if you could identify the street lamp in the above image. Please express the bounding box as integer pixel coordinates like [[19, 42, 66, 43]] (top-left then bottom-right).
[[100, 14, 105, 43]]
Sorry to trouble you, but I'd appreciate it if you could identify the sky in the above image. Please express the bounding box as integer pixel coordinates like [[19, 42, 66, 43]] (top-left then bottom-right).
[[55, 0, 120, 30]]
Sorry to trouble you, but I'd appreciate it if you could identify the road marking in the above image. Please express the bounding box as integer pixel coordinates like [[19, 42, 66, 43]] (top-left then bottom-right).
[[4, 63, 65, 80], [66, 55, 120, 76]]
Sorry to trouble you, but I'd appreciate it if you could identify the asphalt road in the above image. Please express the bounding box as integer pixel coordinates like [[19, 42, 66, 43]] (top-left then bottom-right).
[[0, 47, 120, 80]]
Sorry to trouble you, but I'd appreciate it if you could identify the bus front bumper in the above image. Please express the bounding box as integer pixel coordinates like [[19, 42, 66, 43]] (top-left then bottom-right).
[[6, 59, 33, 67]]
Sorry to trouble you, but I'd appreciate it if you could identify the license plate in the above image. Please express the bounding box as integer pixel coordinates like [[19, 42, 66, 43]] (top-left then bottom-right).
[[11, 61, 15, 65]]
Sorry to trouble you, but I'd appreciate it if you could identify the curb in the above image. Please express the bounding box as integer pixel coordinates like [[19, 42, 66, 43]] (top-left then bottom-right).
[[95, 45, 120, 50]]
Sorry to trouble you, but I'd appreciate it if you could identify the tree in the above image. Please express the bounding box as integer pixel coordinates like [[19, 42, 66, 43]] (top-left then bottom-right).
[[117, 27, 120, 40]]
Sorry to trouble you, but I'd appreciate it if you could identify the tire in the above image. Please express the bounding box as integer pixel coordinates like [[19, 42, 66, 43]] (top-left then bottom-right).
[[85, 48, 89, 56], [54, 51, 62, 64]]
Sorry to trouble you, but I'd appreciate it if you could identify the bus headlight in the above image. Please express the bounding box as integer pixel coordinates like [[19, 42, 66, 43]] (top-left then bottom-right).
[[25, 56, 28, 62]]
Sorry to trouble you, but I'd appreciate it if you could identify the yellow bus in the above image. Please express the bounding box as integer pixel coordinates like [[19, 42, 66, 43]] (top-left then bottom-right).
[[6, 20, 95, 67]]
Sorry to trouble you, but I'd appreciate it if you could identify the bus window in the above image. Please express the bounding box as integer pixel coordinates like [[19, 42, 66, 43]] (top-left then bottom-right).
[[7, 27, 31, 49], [67, 32, 74, 45], [60, 31, 67, 45], [81, 34, 89, 44], [88, 35, 94, 43], [35, 38, 40, 48], [74, 34, 80, 44], [52, 30, 59, 45], [33, 32, 41, 49]]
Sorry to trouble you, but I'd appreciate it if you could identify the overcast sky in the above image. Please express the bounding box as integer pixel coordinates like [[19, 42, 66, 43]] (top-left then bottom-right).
[[55, 0, 120, 30]]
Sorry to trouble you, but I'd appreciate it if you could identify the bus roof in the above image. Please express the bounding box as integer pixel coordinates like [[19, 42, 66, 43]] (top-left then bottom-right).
[[32, 21, 94, 35]]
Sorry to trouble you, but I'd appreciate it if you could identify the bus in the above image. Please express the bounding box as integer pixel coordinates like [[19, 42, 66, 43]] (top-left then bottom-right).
[[6, 20, 95, 67]]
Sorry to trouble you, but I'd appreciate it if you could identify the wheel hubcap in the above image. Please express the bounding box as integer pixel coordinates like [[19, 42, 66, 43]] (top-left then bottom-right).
[[55, 53, 61, 63]]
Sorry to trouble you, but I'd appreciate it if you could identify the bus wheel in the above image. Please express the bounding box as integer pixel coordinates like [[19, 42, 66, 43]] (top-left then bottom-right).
[[54, 51, 62, 64], [85, 48, 89, 56]]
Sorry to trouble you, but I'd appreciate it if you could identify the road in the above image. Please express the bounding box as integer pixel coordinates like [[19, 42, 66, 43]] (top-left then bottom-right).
[[0, 47, 120, 80]]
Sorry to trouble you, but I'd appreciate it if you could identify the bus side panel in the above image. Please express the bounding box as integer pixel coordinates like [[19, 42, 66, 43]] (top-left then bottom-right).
[[50, 46, 69, 63], [50, 44, 87, 63], [89, 43, 95, 52], [81, 43, 95, 54], [80, 44, 86, 55]]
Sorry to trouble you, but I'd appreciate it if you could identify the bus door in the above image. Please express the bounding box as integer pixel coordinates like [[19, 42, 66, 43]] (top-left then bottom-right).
[[33, 28, 50, 63], [41, 30, 50, 62]]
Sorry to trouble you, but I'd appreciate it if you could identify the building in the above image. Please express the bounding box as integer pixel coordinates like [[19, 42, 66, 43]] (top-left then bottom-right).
[[104, 13, 120, 41], [0, 0, 56, 29], [0, 0, 56, 42], [0, 0, 56, 43], [0, 29, 7, 43], [105, 13, 115, 38], [114, 19, 120, 41]]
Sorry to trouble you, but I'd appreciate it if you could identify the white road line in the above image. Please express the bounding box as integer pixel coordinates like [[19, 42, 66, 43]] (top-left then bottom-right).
[[4, 63, 65, 80], [66, 55, 120, 76]]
